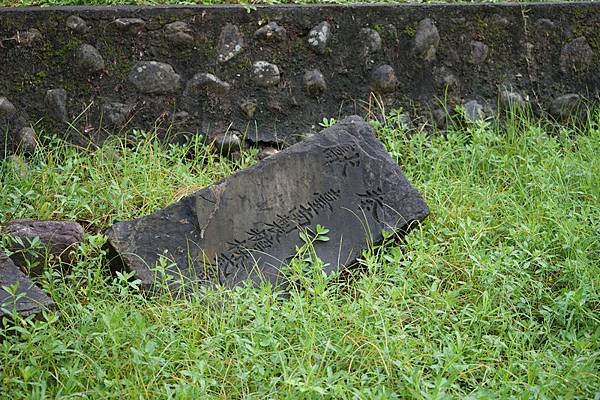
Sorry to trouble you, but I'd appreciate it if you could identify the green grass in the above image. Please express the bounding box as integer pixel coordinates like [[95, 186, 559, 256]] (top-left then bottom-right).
[[1, 109, 599, 398]]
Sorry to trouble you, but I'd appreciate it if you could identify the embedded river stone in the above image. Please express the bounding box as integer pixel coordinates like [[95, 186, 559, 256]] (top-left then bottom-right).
[[0, 253, 55, 320], [106, 116, 429, 292], [128, 61, 181, 95]]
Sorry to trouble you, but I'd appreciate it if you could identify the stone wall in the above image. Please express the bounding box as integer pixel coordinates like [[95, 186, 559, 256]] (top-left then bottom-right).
[[1, 3, 599, 155]]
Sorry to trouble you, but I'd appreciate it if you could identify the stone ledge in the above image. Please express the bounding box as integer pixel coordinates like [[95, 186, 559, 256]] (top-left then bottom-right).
[[0, 2, 599, 155]]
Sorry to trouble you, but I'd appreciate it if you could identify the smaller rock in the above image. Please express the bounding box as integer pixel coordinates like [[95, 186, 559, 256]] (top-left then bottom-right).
[[66, 15, 89, 33], [414, 18, 439, 61], [17, 127, 37, 154], [307, 21, 332, 54], [217, 24, 244, 63], [185, 73, 231, 98], [500, 90, 525, 109], [0, 97, 17, 119], [252, 61, 280, 87], [113, 18, 146, 33], [257, 147, 280, 160], [549, 94, 582, 118], [128, 61, 181, 95], [369, 64, 398, 93], [254, 22, 287, 42], [431, 108, 448, 129], [211, 131, 243, 156], [535, 18, 554, 35], [76, 44, 105, 73], [7, 155, 29, 178], [101, 102, 133, 127], [560, 37, 593, 73], [240, 100, 257, 119], [45, 88, 67, 122], [303, 69, 327, 96], [469, 41, 489, 65], [464, 100, 485, 123], [0, 253, 55, 320], [164, 21, 194, 46], [360, 28, 382, 54], [3, 220, 84, 276], [171, 111, 189, 123], [14, 28, 42, 47]]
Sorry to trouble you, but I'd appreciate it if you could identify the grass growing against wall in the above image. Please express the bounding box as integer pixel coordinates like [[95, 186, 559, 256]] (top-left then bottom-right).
[[1, 109, 599, 398]]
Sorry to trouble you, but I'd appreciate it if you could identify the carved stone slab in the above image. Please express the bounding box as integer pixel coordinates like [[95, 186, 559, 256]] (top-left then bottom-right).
[[106, 116, 429, 292], [0, 252, 55, 320]]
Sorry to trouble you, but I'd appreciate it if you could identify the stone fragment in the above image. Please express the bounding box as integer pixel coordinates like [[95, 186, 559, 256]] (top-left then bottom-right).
[[7, 155, 29, 178], [76, 44, 105, 73], [500, 90, 525, 109], [3, 220, 84, 276], [101, 102, 133, 127], [464, 100, 485, 123], [14, 28, 42, 47], [535, 18, 554, 34], [128, 61, 181, 95], [254, 22, 287, 42], [66, 15, 89, 33], [257, 146, 279, 160], [414, 18, 439, 61], [431, 108, 448, 129], [164, 21, 194, 45], [303, 69, 327, 96], [0, 97, 17, 119], [240, 100, 257, 118], [184, 73, 231, 98], [211, 131, 243, 156], [45, 88, 67, 122], [17, 127, 37, 154], [560, 37, 593, 73], [307, 21, 332, 54], [252, 61, 280, 87], [0, 253, 55, 320], [106, 116, 429, 292], [469, 41, 489, 65], [113, 18, 146, 33], [369, 64, 398, 93], [217, 24, 244, 63], [360, 28, 382, 54], [549, 94, 582, 118]]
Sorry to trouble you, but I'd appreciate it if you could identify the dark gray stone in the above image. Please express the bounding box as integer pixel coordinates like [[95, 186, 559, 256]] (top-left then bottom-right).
[[303, 69, 327, 96], [535, 18, 554, 34], [360, 28, 382, 54], [113, 18, 146, 33], [414, 18, 439, 61], [101, 102, 133, 127], [0, 97, 17, 119], [240, 99, 257, 119], [549, 93, 582, 118], [128, 61, 181, 95], [164, 21, 194, 46], [464, 100, 485, 122], [500, 90, 525, 109], [217, 24, 244, 63], [469, 41, 489, 65], [0, 253, 55, 320], [560, 37, 593, 73], [66, 15, 89, 33], [45, 88, 67, 122], [307, 21, 332, 54], [369, 64, 398, 94], [17, 127, 37, 154], [76, 44, 105, 74], [106, 116, 429, 292], [184, 73, 231, 98], [431, 108, 448, 129], [3, 220, 84, 276], [254, 22, 287, 42], [252, 61, 280, 87]]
